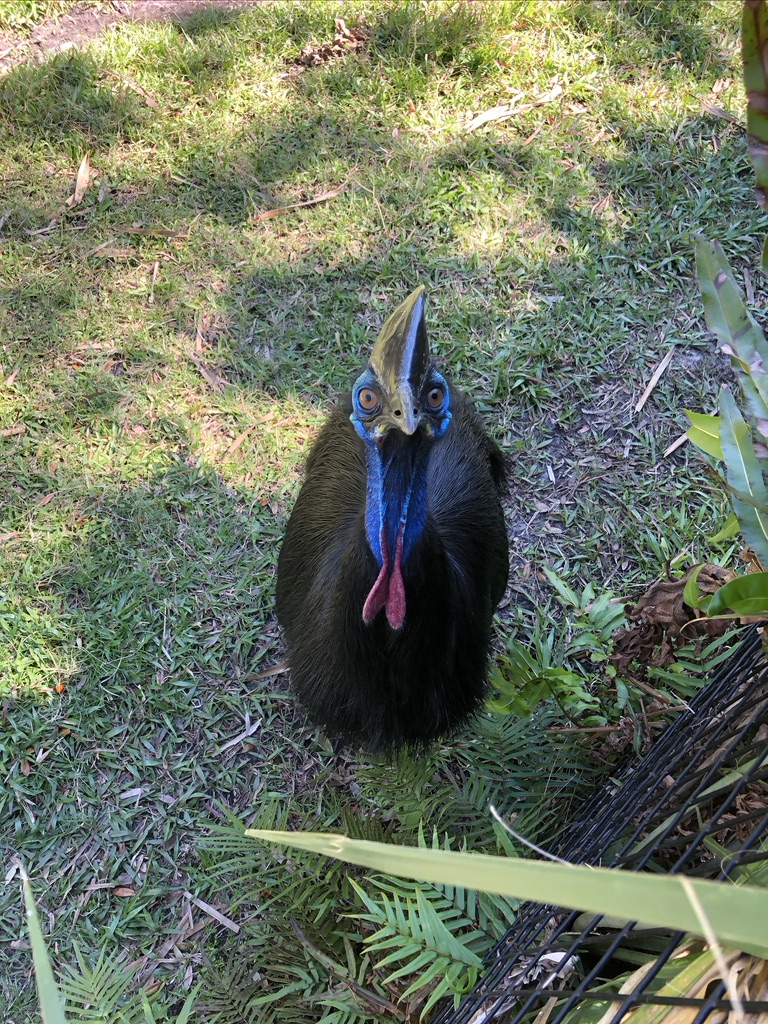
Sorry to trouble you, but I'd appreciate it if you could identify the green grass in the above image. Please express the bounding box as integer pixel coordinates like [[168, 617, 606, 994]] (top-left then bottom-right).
[[0, 0, 763, 1020], [0, 1, 75, 32]]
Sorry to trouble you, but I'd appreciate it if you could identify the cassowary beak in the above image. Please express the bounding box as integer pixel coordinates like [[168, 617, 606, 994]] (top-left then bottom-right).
[[369, 286, 429, 435]]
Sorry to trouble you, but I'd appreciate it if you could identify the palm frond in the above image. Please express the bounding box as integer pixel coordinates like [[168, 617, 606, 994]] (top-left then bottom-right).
[[58, 947, 143, 1024]]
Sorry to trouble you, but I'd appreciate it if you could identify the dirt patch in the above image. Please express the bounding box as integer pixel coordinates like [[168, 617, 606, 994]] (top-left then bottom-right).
[[0, 0, 252, 74]]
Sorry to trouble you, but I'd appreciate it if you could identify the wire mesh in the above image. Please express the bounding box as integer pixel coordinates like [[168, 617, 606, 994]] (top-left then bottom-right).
[[434, 627, 768, 1024]]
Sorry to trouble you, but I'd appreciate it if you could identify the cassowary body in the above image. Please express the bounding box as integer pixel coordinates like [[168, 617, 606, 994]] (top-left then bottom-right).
[[276, 288, 508, 752]]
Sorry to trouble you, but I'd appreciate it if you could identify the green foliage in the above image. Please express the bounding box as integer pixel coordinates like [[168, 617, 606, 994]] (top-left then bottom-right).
[[248, 829, 768, 960], [351, 880, 483, 1018], [491, 570, 627, 723], [685, 236, 768, 614], [0, 1, 74, 32], [22, 871, 69, 1024], [0, 0, 758, 1019]]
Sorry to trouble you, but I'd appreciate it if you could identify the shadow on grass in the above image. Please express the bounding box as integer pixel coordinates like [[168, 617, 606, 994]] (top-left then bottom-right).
[[0, 449, 316, 1012], [565, 0, 735, 77]]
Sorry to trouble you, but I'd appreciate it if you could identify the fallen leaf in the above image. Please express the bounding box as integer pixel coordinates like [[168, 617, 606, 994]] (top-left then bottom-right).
[[189, 353, 227, 393], [36, 493, 56, 506], [112, 886, 136, 898], [224, 425, 256, 456], [635, 346, 675, 413], [185, 892, 240, 933], [466, 84, 562, 131], [5, 369, 19, 386], [102, 69, 159, 108], [248, 660, 289, 681], [701, 100, 740, 124], [21, 757, 31, 776], [65, 152, 91, 208], [251, 184, 346, 223], [55, 683, 66, 694], [0, 424, 25, 436]]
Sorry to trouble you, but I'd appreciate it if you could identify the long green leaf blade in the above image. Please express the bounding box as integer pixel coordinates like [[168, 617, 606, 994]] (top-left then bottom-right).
[[247, 830, 768, 958], [695, 235, 768, 422], [22, 873, 69, 1024], [719, 385, 768, 564]]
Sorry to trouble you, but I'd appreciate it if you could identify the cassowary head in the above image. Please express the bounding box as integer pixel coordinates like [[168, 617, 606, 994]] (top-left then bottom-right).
[[349, 287, 452, 631]]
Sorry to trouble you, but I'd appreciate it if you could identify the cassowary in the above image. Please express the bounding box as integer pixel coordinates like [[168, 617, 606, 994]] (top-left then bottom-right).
[[276, 287, 508, 752]]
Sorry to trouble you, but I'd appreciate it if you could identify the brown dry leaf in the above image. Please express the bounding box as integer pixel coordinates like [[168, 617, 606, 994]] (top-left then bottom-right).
[[102, 69, 159, 108], [36, 493, 56, 507], [224, 425, 255, 457], [248, 660, 289, 681], [611, 564, 738, 673], [5, 368, 19, 386], [0, 424, 25, 436], [291, 16, 368, 68], [185, 892, 240, 933], [635, 346, 675, 414], [89, 244, 133, 258], [251, 184, 346, 223], [112, 886, 136, 898], [701, 99, 740, 124], [466, 84, 563, 130], [189, 353, 227, 394], [20, 757, 31, 776], [65, 152, 91, 208]]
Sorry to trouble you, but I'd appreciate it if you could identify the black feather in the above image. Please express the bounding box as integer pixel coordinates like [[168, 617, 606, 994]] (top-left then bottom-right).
[[276, 385, 508, 753]]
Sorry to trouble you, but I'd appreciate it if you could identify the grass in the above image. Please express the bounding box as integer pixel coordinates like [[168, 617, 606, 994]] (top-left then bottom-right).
[[0, 1, 75, 32], [0, 0, 764, 1019]]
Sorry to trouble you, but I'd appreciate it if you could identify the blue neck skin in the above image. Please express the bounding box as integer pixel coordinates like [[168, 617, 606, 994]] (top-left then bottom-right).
[[358, 430, 430, 571], [350, 369, 451, 573]]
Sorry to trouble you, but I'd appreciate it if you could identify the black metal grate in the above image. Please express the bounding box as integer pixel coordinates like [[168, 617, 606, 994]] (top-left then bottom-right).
[[435, 627, 768, 1024]]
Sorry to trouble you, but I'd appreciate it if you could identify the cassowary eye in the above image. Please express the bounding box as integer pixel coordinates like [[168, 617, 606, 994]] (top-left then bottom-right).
[[426, 386, 444, 410], [358, 388, 380, 413]]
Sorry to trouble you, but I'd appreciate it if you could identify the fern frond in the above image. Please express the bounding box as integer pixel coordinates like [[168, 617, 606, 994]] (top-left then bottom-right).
[[58, 946, 142, 1024], [348, 881, 484, 1017]]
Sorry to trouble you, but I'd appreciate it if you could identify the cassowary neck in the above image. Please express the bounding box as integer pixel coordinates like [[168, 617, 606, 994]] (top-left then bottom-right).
[[361, 430, 430, 630]]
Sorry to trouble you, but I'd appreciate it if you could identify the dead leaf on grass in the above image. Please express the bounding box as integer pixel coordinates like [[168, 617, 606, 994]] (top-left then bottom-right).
[[189, 353, 228, 393], [635, 346, 675, 413], [466, 84, 563, 130], [185, 892, 240, 933], [248, 660, 289, 681], [102, 69, 159, 108], [89, 241, 134, 258], [0, 424, 25, 436], [36, 493, 56, 507], [5, 368, 20, 386], [701, 99, 740, 124], [65, 152, 91, 208], [611, 563, 738, 673], [224, 424, 256, 456], [291, 16, 368, 68], [251, 184, 346, 223], [112, 886, 136, 898]]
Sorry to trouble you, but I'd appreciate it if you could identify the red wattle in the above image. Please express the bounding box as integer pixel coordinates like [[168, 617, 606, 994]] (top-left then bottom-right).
[[362, 529, 407, 629], [385, 528, 406, 630], [363, 562, 389, 623]]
